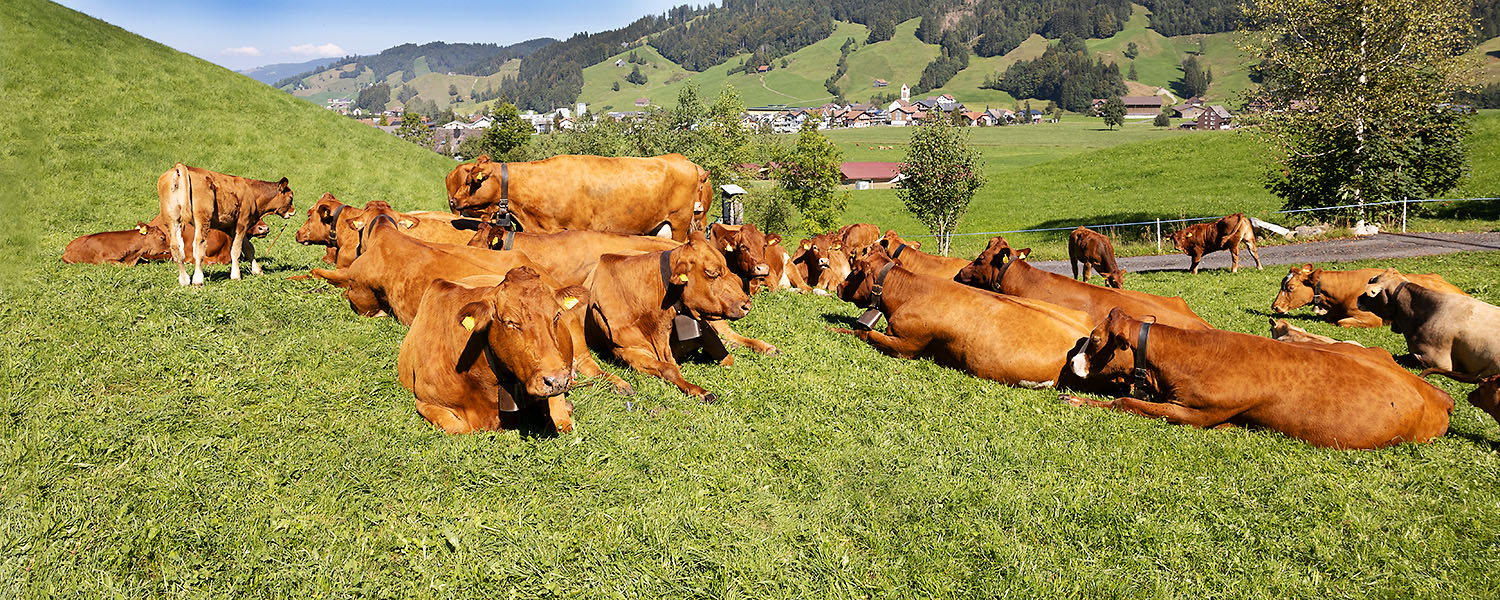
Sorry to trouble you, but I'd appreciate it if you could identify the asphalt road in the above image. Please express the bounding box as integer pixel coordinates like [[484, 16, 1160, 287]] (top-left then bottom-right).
[[1028, 231, 1500, 275]]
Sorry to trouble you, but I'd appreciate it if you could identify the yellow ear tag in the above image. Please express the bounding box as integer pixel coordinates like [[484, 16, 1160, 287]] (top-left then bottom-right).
[[351, 220, 364, 229], [561, 297, 579, 310], [678, 274, 689, 283], [461, 316, 476, 331], [137, 225, 148, 235], [399, 219, 414, 229], [1186, 233, 1193, 238], [724, 243, 733, 251], [474, 173, 487, 181], [833, 244, 841, 250], [491, 236, 500, 245], [769, 239, 778, 245], [1001, 255, 1009, 263], [1019, 252, 1028, 259]]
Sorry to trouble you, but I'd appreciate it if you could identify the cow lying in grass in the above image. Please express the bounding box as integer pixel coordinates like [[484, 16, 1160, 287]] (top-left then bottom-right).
[[64, 219, 268, 265], [398, 268, 586, 434], [1061, 308, 1453, 449], [831, 246, 1096, 390], [157, 163, 296, 286], [1271, 264, 1468, 328], [1359, 268, 1500, 379]]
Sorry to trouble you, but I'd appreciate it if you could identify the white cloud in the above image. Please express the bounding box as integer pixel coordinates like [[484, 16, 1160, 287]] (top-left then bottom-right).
[[222, 46, 261, 57], [288, 43, 347, 57]]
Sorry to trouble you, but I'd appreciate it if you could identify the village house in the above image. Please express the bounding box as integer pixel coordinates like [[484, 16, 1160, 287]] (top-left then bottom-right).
[[1121, 96, 1165, 117], [840, 162, 904, 190], [1197, 105, 1234, 130]]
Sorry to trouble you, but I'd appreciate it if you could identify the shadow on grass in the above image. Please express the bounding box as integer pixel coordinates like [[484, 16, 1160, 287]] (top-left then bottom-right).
[[1414, 198, 1500, 222], [820, 312, 861, 328], [1448, 427, 1500, 453]]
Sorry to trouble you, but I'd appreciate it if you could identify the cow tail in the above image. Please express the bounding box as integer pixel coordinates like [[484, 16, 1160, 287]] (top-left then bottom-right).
[[168, 163, 191, 264], [695, 168, 711, 232]]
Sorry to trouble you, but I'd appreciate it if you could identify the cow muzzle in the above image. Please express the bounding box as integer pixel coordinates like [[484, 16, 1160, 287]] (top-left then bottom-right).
[[535, 370, 573, 397], [1069, 350, 1090, 379], [818, 258, 829, 268], [752, 263, 770, 277]]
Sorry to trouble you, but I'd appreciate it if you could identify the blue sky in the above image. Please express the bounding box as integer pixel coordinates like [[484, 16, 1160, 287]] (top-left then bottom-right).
[[57, 0, 691, 71]]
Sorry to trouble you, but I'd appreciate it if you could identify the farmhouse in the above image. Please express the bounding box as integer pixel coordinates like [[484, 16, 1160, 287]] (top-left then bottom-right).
[[1198, 105, 1234, 130], [840, 162, 904, 189], [1122, 96, 1164, 117]]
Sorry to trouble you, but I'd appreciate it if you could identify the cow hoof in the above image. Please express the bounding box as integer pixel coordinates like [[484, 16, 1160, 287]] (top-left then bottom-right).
[[701, 392, 718, 404], [761, 345, 779, 356], [1057, 393, 1087, 407], [718, 355, 735, 367]]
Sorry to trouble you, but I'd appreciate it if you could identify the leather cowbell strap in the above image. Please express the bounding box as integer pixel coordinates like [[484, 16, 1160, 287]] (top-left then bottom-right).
[[658, 249, 729, 359], [853, 260, 898, 331], [1132, 321, 1153, 398]]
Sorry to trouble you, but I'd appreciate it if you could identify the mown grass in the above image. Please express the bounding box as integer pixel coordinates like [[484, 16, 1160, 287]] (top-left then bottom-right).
[[6, 1, 1500, 596]]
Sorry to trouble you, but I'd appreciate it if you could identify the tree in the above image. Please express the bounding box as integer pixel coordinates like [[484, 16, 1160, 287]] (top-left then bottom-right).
[[448, 84, 459, 97], [612, 81, 620, 92], [1124, 42, 1139, 59], [1128, 62, 1137, 81], [1154, 109, 1172, 127], [775, 120, 847, 234], [356, 83, 390, 113], [377, 113, 388, 126], [1180, 56, 1209, 98], [458, 102, 532, 160], [1101, 96, 1126, 129], [625, 65, 647, 85], [395, 111, 432, 149], [897, 117, 984, 256], [868, 18, 895, 43], [1241, 0, 1476, 220]]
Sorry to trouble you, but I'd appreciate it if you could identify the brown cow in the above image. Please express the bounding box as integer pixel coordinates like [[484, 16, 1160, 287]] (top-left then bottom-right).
[[309, 210, 633, 395], [466, 220, 678, 287], [1271, 264, 1468, 328], [956, 236, 1212, 330], [1068, 226, 1125, 288], [710, 223, 774, 294], [1421, 369, 1500, 428], [791, 234, 845, 293], [445, 154, 711, 240], [140, 219, 270, 264], [831, 248, 1095, 390], [837, 223, 881, 260], [763, 237, 811, 293], [1167, 213, 1261, 274], [1268, 318, 1364, 347], [1359, 269, 1500, 379], [585, 233, 765, 402], [397, 268, 586, 434], [157, 163, 295, 286], [1060, 308, 1452, 449], [875, 231, 969, 280], [297, 195, 467, 267], [64, 220, 268, 265]]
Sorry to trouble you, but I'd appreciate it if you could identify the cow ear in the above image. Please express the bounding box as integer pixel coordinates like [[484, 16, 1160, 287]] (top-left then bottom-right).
[[350, 220, 364, 230], [318, 205, 332, 220], [137, 222, 149, 235], [1016, 248, 1031, 260], [475, 155, 490, 166], [1105, 307, 1132, 341], [765, 234, 781, 246], [997, 247, 1013, 264], [669, 251, 692, 283], [710, 224, 735, 250], [278, 177, 290, 192], [556, 286, 589, 311], [909, 240, 922, 250], [398, 213, 420, 229], [457, 301, 493, 334], [1300, 263, 1313, 273]]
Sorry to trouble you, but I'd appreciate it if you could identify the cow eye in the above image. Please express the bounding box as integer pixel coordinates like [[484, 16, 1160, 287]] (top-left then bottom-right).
[[705, 269, 721, 278], [503, 319, 521, 330]]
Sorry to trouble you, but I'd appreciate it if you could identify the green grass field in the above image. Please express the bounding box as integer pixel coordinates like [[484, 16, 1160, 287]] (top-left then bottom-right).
[[6, 1, 1500, 596]]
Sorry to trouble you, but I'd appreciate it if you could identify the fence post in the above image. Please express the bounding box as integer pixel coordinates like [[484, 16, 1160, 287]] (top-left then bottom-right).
[[1155, 218, 1161, 253], [1401, 198, 1407, 233]]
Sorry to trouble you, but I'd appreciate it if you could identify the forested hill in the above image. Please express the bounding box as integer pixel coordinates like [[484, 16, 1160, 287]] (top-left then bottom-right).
[[274, 38, 556, 90]]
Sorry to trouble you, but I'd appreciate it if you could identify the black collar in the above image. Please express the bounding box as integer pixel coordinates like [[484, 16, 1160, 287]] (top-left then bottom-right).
[[1132, 320, 1153, 397], [659, 249, 683, 310], [988, 252, 1019, 293], [1311, 278, 1326, 307], [890, 243, 907, 260], [854, 261, 898, 331], [356, 214, 397, 258], [325, 204, 347, 244]]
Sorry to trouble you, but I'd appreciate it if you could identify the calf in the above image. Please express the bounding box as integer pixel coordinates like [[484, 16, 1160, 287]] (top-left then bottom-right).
[[140, 219, 270, 264], [832, 248, 1096, 390], [956, 236, 1212, 330], [1268, 318, 1363, 347], [397, 268, 586, 434], [1167, 213, 1261, 274], [875, 231, 969, 280], [837, 223, 881, 260], [710, 223, 774, 294], [1421, 369, 1500, 428], [586, 233, 765, 402], [1359, 269, 1500, 379], [763, 238, 811, 293], [309, 210, 633, 395], [1067, 226, 1125, 288], [157, 163, 296, 286], [1061, 308, 1452, 449], [791, 234, 846, 293], [1271, 264, 1467, 328], [64, 220, 267, 265]]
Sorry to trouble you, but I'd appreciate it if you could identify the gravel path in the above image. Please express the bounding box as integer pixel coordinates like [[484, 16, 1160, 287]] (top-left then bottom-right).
[[1027, 231, 1500, 276]]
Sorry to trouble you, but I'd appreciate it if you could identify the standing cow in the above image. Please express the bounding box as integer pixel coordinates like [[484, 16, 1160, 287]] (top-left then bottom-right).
[[1068, 226, 1126, 288], [445, 154, 711, 241], [1167, 213, 1261, 274], [157, 163, 295, 286]]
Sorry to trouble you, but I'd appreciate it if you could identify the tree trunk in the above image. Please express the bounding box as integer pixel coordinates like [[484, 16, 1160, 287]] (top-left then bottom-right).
[[1354, 4, 1368, 222]]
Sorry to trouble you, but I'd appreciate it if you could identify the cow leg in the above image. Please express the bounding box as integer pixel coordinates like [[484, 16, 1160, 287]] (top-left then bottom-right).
[[707, 319, 778, 355], [563, 316, 634, 395], [1245, 237, 1262, 270], [242, 234, 260, 275], [228, 227, 245, 280], [191, 221, 207, 286], [548, 395, 575, 433], [170, 220, 189, 286], [612, 346, 712, 401], [1189, 253, 1202, 275], [1229, 244, 1241, 274], [416, 401, 474, 434], [1335, 313, 1384, 328], [1059, 394, 1231, 428], [831, 328, 925, 359]]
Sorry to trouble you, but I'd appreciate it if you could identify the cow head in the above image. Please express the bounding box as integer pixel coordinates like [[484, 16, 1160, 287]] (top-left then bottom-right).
[[838, 223, 881, 260], [837, 245, 896, 307], [337, 202, 419, 246], [1066, 307, 1140, 387], [791, 237, 832, 286], [711, 223, 772, 292], [954, 236, 1019, 290], [262, 177, 295, 219], [446, 155, 498, 216], [1103, 269, 1127, 289], [1357, 268, 1410, 317], [878, 230, 922, 253], [456, 267, 586, 401], [137, 221, 170, 260], [1167, 226, 1199, 253], [669, 232, 753, 320], [295, 193, 346, 245], [1270, 264, 1318, 313]]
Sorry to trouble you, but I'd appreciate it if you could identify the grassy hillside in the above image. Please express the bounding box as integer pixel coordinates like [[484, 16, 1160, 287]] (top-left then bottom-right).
[[291, 58, 523, 113], [7, 1, 1500, 596]]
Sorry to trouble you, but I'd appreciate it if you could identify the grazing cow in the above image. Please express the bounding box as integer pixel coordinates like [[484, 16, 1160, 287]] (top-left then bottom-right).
[[791, 234, 847, 293], [445, 154, 711, 240], [831, 248, 1096, 390], [1166, 213, 1261, 274], [1268, 318, 1363, 347], [586, 233, 767, 402], [1061, 308, 1452, 449], [956, 236, 1212, 330], [157, 163, 295, 286], [1421, 369, 1500, 428], [875, 231, 969, 280], [1359, 269, 1500, 379], [309, 210, 633, 395], [710, 223, 775, 294], [1271, 264, 1467, 328], [397, 268, 586, 434], [1068, 226, 1125, 288]]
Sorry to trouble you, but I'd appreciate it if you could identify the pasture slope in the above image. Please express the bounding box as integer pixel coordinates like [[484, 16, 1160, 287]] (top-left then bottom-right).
[[5, 0, 1500, 597]]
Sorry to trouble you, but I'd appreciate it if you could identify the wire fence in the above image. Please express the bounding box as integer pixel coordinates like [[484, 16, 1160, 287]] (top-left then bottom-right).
[[898, 197, 1500, 242]]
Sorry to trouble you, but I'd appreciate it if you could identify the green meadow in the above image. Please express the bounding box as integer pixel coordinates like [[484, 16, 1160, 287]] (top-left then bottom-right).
[[5, 0, 1500, 597]]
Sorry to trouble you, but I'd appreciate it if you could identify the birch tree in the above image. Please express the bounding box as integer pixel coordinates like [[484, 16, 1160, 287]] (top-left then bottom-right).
[[897, 114, 984, 256], [1240, 0, 1475, 221]]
